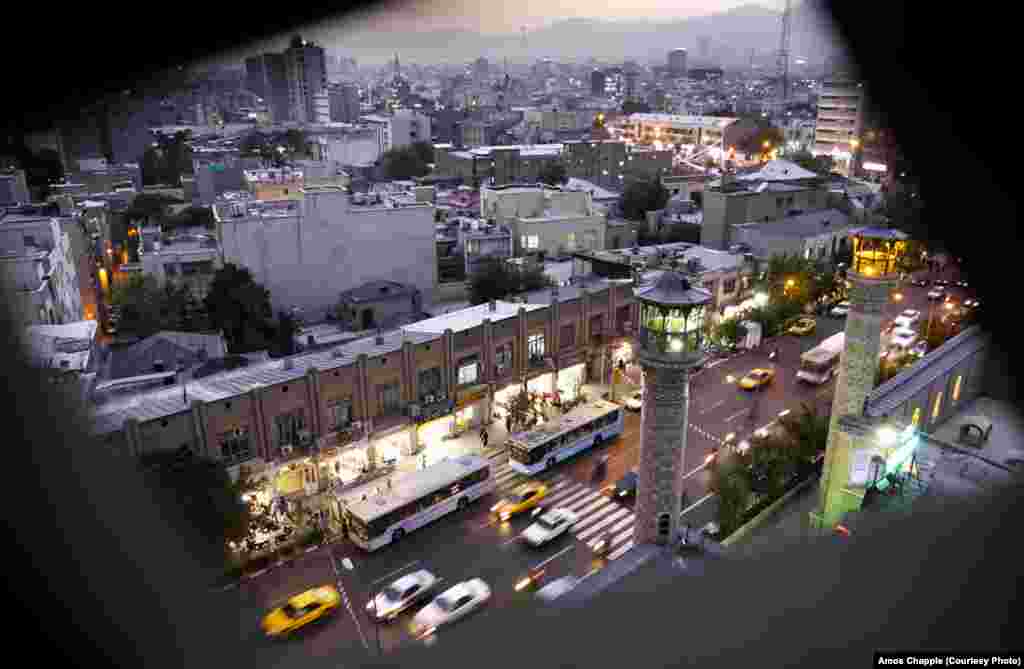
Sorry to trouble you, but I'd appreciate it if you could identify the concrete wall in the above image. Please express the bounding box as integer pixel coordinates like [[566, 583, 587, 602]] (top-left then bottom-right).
[[218, 191, 437, 317]]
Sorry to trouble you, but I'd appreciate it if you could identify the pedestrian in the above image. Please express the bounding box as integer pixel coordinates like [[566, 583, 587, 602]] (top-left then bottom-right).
[[506, 414, 512, 434], [387, 477, 392, 491]]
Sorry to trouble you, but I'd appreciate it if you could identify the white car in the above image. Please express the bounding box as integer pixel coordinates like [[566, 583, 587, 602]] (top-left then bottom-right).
[[521, 508, 579, 547], [890, 327, 919, 350], [625, 391, 643, 412], [898, 309, 921, 325], [830, 301, 850, 317], [927, 289, 945, 301], [367, 569, 439, 623], [410, 579, 491, 638]]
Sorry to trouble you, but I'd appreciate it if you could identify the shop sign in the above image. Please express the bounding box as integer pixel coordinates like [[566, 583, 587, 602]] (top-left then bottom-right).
[[456, 385, 489, 411]]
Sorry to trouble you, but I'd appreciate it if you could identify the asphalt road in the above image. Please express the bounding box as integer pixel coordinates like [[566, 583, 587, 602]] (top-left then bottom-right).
[[222, 264, 974, 665]]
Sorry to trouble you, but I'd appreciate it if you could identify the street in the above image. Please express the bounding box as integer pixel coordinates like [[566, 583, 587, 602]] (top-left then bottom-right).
[[221, 264, 971, 664]]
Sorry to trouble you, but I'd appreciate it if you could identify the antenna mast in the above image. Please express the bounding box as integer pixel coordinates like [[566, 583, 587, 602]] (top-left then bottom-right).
[[777, 0, 792, 103]]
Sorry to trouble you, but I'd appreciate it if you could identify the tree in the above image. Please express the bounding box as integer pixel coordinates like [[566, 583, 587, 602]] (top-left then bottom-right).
[[710, 317, 748, 349], [141, 450, 252, 555], [111, 274, 166, 337], [467, 256, 554, 305], [203, 264, 274, 354], [282, 129, 309, 157], [273, 311, 299, 357], [776, 402, 830, 465], [737, 124, 786, 160], [620, 177, 670, 222], [410, 141, 435, 166], [123, 193, 180, 228], [382, 145, 430, 180], [504, 385, 546, 433], [164, 205, 216, 232], [709, 448, 753, 539], [538, 160, 568, 187]]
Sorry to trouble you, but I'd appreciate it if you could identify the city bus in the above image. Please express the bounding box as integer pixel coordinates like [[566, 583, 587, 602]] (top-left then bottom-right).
[[796, 332, 845, 385], [343, 455, 495, 551], [508, 399, 624, 476]]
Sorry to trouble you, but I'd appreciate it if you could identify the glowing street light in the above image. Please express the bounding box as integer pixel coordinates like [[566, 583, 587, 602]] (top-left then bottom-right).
[[892, 292, 903, 302]]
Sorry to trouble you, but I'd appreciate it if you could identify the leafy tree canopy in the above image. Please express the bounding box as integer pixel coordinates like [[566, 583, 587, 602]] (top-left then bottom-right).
[[382, 145, 431, 180], [538, 160, 569, 187], [786, 149, 835, 176], [111, 274, 205, 337], [467, 256, 554, 305], [203, 264, 274, 354], [620, 177, 670, 222]]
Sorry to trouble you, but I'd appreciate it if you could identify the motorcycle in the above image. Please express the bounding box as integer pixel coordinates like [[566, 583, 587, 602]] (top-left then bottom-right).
[[592, 532, 614, 559], [514, 565, 546, 592]]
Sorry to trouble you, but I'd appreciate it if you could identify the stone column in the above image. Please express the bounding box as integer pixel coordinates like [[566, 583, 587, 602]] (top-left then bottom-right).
[[813, 273, 894, 531], [633, 364, 691, 546]]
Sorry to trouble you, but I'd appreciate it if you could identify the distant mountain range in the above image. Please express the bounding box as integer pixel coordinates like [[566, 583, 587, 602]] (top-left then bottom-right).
[[308, 2, 842, 68]]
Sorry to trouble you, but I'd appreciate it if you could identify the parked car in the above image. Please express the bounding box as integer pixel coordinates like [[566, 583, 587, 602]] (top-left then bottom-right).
[[927, 289, 946, 301], [367, 570, 440, 623], [963, 298, 980, 309], [889, 327, 919, 351], [410, 579, 491, 639], [898, 309, 921, 324], [910, 277, 930, 287], [956, 279, 969, 288]]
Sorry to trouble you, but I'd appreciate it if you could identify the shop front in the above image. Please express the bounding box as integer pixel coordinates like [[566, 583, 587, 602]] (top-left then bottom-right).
[[369, 423, 414, 466], [557, 354, 587, 403]]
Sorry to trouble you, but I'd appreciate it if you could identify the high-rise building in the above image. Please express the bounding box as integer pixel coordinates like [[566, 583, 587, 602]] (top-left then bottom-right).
[[624, 71, 638, 100], [284, 35, 327, 123], [245, 53, 289, 123], [813, 74, 865, 176], [667, 49, 688, 77], [590, 70, 606, 96], [698, 36, 711, 60], [328, 83, 360, 123]]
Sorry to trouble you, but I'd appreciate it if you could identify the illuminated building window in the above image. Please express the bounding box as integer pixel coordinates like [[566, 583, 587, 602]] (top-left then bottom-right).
[[931, 392, 943, 422], [911, 407, 921, 427], [952, 375, 963, 402]]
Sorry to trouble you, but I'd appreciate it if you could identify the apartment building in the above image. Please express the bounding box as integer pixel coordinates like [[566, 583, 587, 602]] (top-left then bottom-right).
[[700, 160, 829, 250], [813, 76, 865, 176], [87, 282, 640, 510], [308, 125, 382, 167], [0, 209, 83, 326], [134, 225, 221, 299], [215, 186, 437, 319], [363, 110, 432, 155], [327, 83, 360, 123], [482, 184, 605, 258], [245, 53, 289, 123], [1, 169, 31, 205], [730, 209, 854, 265], [283, 37, 327, 123], [619, 113, 737, 150]]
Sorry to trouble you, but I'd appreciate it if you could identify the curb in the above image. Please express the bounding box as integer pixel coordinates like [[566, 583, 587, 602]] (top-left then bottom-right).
[[214, 540, 339, 592]]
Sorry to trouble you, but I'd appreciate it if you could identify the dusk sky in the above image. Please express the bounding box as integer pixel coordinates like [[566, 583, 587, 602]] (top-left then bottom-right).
[[331, 0, 776, 34]]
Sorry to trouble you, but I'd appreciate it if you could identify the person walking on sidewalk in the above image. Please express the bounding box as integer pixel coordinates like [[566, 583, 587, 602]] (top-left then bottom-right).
[[480, 428, 490, 450], [506, 414, 513, 435]]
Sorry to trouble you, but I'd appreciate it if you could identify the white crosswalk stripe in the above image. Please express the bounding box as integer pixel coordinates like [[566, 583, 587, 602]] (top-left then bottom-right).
[[547, 485, 592, 508], [572, 495, 611, 519], [573, 504, 626, 535], [586, 514, 636, 549], [576, 507, 631, 541], [494, 469, 519, 486], [564, 491, 603, 513]]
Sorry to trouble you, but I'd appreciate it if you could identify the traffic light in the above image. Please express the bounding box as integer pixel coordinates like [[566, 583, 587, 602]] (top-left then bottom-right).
[[657, 513, 671, 540]]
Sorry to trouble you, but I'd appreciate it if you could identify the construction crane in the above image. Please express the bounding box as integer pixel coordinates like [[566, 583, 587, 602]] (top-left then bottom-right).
[[777, 0, 792, 103]]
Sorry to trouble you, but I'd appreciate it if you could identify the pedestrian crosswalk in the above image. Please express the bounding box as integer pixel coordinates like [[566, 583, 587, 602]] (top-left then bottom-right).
[[487, 454, 638, 560]]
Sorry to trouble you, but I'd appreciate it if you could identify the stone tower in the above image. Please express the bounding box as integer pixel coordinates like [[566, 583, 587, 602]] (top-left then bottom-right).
[[810, 227, 907, 531], [632, 272, 712, 546]]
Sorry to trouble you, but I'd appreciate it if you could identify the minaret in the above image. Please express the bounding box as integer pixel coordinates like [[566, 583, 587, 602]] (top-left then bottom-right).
[[632, 272, 713, 546], [810, 226, 908, 532]]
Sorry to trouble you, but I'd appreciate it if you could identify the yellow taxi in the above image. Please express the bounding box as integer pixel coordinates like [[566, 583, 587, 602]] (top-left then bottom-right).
[[788, 317, 816, 336], [491, 482, 548, 522], [738, 368, 776, 390], [261, 585, 341, 638]]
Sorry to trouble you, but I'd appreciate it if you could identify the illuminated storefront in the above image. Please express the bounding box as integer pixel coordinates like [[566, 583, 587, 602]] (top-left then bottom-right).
[[557, 360, 587, 402], [369, 424, 412, 465]]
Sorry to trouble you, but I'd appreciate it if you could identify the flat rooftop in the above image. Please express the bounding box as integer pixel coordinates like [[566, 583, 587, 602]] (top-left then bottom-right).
[[403, 300, 547, 334]]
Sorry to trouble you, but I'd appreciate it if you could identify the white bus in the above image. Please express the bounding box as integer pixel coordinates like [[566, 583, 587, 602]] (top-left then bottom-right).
[[796, 332, 845, 385], [508, 399, 624, 476], [343, 455, 495, 551]]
